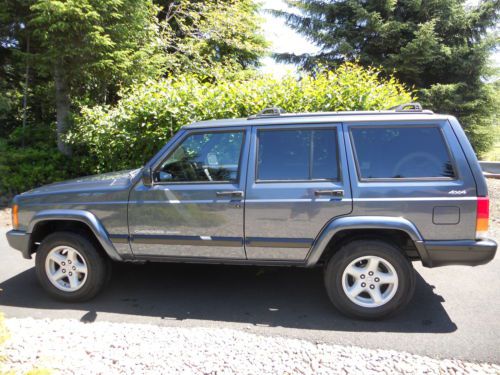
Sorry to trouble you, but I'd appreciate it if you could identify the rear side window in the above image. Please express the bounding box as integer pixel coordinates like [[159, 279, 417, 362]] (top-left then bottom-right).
[[257, 128, 339, 181], [350, 126, 456, 180]]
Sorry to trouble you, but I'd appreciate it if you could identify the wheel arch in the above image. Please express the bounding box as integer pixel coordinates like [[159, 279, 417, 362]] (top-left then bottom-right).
[[306, 216, 429, 267], [27, 209, 123, 261]]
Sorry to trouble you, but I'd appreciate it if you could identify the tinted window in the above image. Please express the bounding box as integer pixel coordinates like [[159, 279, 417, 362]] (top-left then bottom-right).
[[312, 130, 338, 179], [156, 131, 244, 182], [350, 127, 455, 179], [257, 129, 339, 181]]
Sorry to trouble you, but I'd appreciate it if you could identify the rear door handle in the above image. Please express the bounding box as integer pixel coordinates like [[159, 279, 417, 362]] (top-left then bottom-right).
[[216, 190, 244, 198], [314, 189, 344, 197]]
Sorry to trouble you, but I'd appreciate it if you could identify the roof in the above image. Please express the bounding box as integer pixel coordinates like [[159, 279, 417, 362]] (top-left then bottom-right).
[[184, 111, 452, 129]]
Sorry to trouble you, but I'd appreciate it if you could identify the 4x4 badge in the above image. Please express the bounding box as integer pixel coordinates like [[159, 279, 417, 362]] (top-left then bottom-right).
[[448, 190, 467, 195]]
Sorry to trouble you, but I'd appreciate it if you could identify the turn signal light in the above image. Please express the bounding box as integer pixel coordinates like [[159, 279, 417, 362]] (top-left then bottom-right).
[[476, 197, 489, 237], [12, 204, 19, 229]]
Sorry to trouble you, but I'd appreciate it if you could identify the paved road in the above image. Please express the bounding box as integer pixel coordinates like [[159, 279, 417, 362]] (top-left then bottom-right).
[[0, 226, 499, 363]]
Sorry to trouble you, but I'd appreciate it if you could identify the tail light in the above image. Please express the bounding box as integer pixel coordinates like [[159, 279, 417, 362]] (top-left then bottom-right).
[[12, 204, 19, 230], [476, 197, 489, 237]]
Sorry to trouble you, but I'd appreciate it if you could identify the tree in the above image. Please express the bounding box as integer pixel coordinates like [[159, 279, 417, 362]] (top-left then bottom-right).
[[155, 0, 268, 75], [29, 0, 165, 155], [0, 0, 268, 155], [273, 0, 499, 154], [0, 0, 32, 138]]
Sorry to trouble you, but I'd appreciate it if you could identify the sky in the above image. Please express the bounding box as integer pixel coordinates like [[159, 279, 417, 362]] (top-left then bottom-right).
[[259, 0, 319, 77], [259, 0, 499, 78]]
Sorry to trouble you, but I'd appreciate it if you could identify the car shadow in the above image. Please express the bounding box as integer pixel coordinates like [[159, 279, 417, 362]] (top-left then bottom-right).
[[0, 262, 457, 333]]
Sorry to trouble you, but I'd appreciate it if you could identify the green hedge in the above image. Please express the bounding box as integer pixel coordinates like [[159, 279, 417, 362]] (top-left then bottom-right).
[[0, 142, 84, 205], [0, 126, 86, 205], [0, 64, 413, 202], [70, 63, 413, 173]]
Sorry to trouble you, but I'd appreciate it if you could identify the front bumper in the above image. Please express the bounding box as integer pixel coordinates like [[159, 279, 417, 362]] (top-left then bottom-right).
[[6, 230, 31, 259], [421, 238, 497, 267]]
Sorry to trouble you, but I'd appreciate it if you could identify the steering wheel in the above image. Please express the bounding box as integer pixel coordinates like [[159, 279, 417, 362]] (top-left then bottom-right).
[[392, 152, 442, 178], [183, 161, 199, 180]]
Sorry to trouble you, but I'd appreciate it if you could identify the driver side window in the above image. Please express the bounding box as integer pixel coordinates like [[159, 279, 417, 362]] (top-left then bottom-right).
[[155, 131, 244, 183]]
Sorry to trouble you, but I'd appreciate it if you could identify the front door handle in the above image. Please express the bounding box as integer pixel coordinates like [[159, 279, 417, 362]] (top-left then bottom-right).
[[314, 189, 344, 197], [216, 190, 244, 198]]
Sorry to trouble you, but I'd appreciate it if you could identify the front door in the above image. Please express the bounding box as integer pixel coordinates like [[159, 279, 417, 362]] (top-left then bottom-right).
[[129, 127, 249, 260], [244, 124, 352, 261]]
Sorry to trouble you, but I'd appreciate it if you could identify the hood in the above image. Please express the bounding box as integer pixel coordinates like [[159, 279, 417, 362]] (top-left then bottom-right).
[[22, 168, 142, 196]]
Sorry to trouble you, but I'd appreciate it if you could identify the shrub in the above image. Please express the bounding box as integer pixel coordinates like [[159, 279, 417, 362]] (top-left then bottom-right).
[[420, 81, 497, 156], [70, 63, 413, 173], [0, 138, 86, 205]]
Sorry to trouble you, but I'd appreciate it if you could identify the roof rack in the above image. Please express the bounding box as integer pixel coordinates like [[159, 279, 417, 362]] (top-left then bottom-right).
[[247, 102, 432, 120], [389, 102, 423, 112], [247, 107, 286, 119]]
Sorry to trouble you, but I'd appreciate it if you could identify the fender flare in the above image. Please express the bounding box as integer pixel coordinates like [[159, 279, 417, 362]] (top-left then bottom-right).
[[28, 209, 123, 261], [305, 216, 429, 267]]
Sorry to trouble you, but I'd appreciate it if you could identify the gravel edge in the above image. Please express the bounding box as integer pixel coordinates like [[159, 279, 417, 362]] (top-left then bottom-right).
[[1, 318, 499, 375]]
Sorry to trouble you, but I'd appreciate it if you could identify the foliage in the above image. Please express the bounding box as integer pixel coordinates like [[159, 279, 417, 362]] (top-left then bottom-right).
[[419, 81, 497, 155], [0, 0, 270, 199], [482, 124, 500, 161], [272, 0, 500, 154], [156, 0, 268, 75], [0, 127, 85, 204], [29, 0, 165, 101], [70, 63, 413, 173], [0, 0, 268, 156], [0, 144, 80, 200]]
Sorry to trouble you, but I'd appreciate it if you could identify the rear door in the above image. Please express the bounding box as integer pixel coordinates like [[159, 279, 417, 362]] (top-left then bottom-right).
[[345, 120, 477, 240], [244, 123, 352, 261]]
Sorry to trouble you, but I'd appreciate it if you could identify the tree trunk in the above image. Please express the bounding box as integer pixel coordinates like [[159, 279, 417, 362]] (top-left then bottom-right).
[[54, 63, 72, 156], [21, 35, 30, 147]]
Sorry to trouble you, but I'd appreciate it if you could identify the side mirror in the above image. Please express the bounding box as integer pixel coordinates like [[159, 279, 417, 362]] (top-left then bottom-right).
[[142, 167, 153, 187]]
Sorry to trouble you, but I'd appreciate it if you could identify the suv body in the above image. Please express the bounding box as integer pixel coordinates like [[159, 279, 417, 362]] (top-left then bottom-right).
[[6, 105, 497, 319]]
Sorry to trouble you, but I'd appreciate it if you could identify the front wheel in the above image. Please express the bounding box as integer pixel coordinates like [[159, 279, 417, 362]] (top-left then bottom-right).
[[35, 232, 110, 302], [324, 240, 416, 320]]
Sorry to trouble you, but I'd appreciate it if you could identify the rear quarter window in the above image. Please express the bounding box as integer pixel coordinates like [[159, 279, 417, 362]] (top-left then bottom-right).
[[350, 126, 456, 180]]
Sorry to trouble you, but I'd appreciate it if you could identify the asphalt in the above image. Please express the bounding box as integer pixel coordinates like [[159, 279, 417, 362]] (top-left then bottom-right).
[[0, 226, 499, 363]]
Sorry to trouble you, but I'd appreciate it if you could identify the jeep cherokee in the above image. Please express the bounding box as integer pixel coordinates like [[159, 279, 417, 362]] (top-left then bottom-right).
[[6, 103, 497, 319]]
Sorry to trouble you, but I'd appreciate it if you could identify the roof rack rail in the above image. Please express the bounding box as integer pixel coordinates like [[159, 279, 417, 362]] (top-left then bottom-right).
[[389, 102, 424, 112], [248, 107, 286, 119]]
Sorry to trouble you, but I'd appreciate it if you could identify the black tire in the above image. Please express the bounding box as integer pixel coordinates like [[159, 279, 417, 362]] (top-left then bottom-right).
[[324, 239, 416, 320], [35, 231, 110, 302]]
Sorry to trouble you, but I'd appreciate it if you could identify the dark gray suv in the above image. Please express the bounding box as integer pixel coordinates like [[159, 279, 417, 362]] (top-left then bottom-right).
[[6, 103, 497, 319]]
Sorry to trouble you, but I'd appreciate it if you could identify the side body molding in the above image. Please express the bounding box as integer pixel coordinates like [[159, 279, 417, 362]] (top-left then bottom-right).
[[28, 209, 123, 261], [305, 216, 427, 267]]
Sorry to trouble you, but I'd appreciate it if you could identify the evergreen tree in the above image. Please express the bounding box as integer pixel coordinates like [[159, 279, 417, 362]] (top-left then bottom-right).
[[155, 0, 268, 75], [273, 0, 499, 154], [0, 0, 268, 155], [29, 0, 164, 155]]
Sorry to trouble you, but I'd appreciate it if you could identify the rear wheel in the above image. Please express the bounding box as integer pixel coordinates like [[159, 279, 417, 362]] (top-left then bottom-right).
[[324, 239, 415, 320], [35, 232, 110, 302]]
